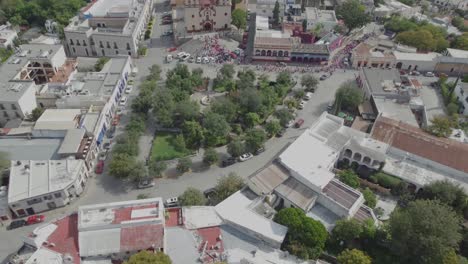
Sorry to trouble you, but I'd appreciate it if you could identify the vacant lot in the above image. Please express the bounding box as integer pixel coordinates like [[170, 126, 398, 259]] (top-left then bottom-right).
[[150, 132, 189, 161]]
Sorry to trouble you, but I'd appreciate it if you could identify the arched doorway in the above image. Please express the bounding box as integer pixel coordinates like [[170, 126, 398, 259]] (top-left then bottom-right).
[[204, 22, 212, 31], [396, 62, 402, 69]]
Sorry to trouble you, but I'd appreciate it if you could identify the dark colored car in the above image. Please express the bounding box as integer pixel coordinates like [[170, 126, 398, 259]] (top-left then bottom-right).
[[204, 188, 217, 198], [8, 220, 27, 230], [103, 142, 111, 150], [254, 147, 265, 155], [276, 129, 286, 137], [222, 157, 237, 167], [137, 178, 155, 189], [294, 118, 304, 128], [319, 74, 328, 80]]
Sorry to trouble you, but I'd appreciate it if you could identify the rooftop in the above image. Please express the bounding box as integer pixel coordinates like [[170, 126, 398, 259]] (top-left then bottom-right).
[[275, 177, 318, 211], [307, 204, 340, 231], [215, 189, 288, 245], [292, 44, 329, 54], [0, 138, 63, 160], [183, 206, 223, 230], [323, 179, 361, 210], [34, 109, 82, 130], [393, 51, 440, 61], [361, 68, 404, 95], [8, 160, 85, 203], [373, 97, 419, 126], [446, 48, 468, 58], [305, 7, 337, 23], [57, 129, 87, 155], [248, 163, 290, 195], [0, 81, 36, 103], [371, 116, 468, 174], [165, 227, 200, 264]]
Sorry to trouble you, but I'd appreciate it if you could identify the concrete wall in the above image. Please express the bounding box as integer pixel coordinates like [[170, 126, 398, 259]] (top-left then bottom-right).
[[395, 58, 437, 72], [0, 82, 37, 126], [224, 219, 283, 248], [316, 192, 350, 218]]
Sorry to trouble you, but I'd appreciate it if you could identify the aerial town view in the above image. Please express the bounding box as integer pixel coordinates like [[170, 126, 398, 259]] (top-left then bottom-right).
[[0, 0, 468, 263]]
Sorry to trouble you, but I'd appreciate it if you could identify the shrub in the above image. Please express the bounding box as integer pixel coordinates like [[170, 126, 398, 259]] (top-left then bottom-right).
[[338, 170, 360, 188], [370, 172, 402, 189], [362, 187, 377, 209], [176, 157, 192, 173]]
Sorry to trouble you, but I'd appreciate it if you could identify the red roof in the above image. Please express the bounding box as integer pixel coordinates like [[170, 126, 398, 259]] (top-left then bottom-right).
[[120, 224, 164, 252], [197, 226, 224, 263], [166, 208, 183, 227], [46, 214, 80, 264], [371, 116, 468, 174]]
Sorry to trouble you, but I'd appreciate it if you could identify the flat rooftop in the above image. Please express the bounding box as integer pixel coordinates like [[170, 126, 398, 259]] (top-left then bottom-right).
[[34, 109, 82, 130], [323, 179, 361, 210], [374, 97, 419, 126], [361, 68, 403, 95], [0, 138, 62, 160], [0, 81, 35, 103], [8, 160, 84, 203], [248, 163, 290, 195], [183, 206, 223, 229], [275, 177, 318, 211], [305, 7, 337, 22]]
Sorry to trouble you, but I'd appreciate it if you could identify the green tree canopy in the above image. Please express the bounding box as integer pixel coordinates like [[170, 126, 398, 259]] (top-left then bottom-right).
[[0, 151, 9, 172], [418, 180, 468, 215], [153, 88, 175, 128], [210, 98, 239, 123], [232, 9, 247, 29], [389, 199, 462, 264], [149, 160, 167, 178], [335, 82, 363, 111], [276, 71, 292, 87], [173, 99, 200, 123], [30, 107, 44, 121], [452, 33, 468, 50], [124, 251, 172, 264], [338, 169, 360, 188], [176, 157, 192, 173], [203, 148, 219, 165], [244, 112, 261, 128], [274, 208, 328, 259], [203, 112, 231, 146], [212, 172, 244, 204], [227, 138, 245, 157], [362, 187, 377, 209], [244, 129, 267, 153], [275, 109, 294, 127], [265, 120, 282, 137], [301, 74, 319, 92], [337, 249, 372, 264], [426, 115, 455, 137], [109, 153, 136, 178], [273, 0, 280, 26], [336, 0, 370, 34], [182, 121, 205, 150], [179, 187, 207, 206], [331, 219, 363, 246], [147, 64, 162, 81]]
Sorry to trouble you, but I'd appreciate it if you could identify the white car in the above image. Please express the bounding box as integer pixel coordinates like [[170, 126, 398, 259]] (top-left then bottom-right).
[[425, 72, 435, 77], [176, 52, 186, 59], [166, 54, 173, 63], [165, 197, 179, 207], [119, 97, 127, 106], [298, 101, 306, 109], [285, 120, 295, 128], [209, 57, 216, 63], [179, 54, 190, 61], [202, 57, 209, 64], [239, 153, 253, 162], [125, 86, 133, 94], [116, 109, 123, 116], [304, 92, 313, 100], [196, 56, 202, 63]]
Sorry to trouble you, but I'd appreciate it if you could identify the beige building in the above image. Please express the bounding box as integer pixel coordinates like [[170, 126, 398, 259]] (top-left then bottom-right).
[[64, 0, 153, 58], [171, 0, 231, 36]]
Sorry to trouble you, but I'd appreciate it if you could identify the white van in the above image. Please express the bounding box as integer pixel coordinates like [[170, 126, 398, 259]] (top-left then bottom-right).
[[166, 54, 173, 63]]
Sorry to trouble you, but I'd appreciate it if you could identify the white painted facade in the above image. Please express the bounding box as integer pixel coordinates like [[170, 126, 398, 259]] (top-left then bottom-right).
[[0, 81, 37, 127], [0, 23, 18, 48]]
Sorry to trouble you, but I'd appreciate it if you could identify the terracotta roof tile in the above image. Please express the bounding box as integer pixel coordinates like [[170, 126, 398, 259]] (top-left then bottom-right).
[[371, 116, 468, 174], [120, 224, 164, 252], [47, 214, 80, 264]]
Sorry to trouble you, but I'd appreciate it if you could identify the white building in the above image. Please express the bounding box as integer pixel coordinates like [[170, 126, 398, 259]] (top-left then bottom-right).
[[64, 0, 154, 57], [304, 8, 338, 33], [8, 159, 88, 217], [455, 82, 468, 115], [393, 51, 440, 72], [0, 81, 37, 127], [255, 0, 285, 20], [374, 0, 420, 20], [0, 23, 18, 48]]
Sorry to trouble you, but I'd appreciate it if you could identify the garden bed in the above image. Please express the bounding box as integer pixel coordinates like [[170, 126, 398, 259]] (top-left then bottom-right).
[[150, 132, 190, 161]]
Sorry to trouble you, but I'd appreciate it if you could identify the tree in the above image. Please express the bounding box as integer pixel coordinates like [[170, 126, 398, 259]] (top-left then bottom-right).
[[203, 112, 231, 146], [275, 109, 294, 127], [30, 107, 44, 121], [452, 33, 468, 50], [336, 0, 370, 34], [227, 138, 245, 157], [244, 112, 261, 128], [182, 121, 205, 150], [362, 187, 377, 209], [335, 82, 363, 111], [231, 9, 247, 30], [331, 219, 363, 246], [337, 249, 372, 264], [149, 160, 167, 178], [418, 180, 468, 215], [426, 115, 455, 137], [276, 71, 292, 87], [179, 187, 207, 206], [94, 57, 110, 71], [132, 90, 154, 114], [244, 129, 267, 153], [173, 100, 200, 123], [302, 19, 307, 31], [301, 74, 318, 92], [389, 200, 462, 264], [109, 153, 136, 178], [131, 161, 148, 181], [0, 151, 9, 172], [447, 102, 459, 116], [338, 169, 360, 188], [176, 157, 192, 173], [203, 148, 219, 165], [274, 208, 328, 259], [172, 134, 187, 152], [210, 98, 239, 123], [124, 251, 172, 264], [273, 0, 280, 26], [212, 172, 244, 204], [265, 120, 282, 137], [218, 64, 236, 79], [153, 88, 175, 127]]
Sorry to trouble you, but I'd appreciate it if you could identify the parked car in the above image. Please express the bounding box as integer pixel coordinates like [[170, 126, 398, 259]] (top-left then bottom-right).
[[137, 178, 155, 189], [98, 150, 109, 161], [166, 54, 173, 63], [26, 215, 45, 225], [119, 97, 127, 106], [221, 157, 237, 167], [298, 101, 306, 109], [294, 118, 304, 128], [425, 72, 435, 77], [239, 153, 253, 162], [7, 220, 27, 230], [112, 115, 120, 126], [319, 74, 328, 80], [188, 56, 195, 63], [327, 101, 334, 112], [103, 142, 111, 150], [161, 20, 173, 25], [285, 120, 295, 128], [95, 160, 105, 174], [165, 197, 179, 207], [254, 147, 265, 155], [304, 92, 313, 100], [196, 56, 202, 63], [116, 109, 123, 116], [107, 126, 116, 139], [204, 187, 217, 198], [411, 71, 420, 76], [125, 86, 133, 94]]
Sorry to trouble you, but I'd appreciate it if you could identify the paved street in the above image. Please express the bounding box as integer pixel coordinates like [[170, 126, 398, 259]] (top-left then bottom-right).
[[0, 3, 360, 261]]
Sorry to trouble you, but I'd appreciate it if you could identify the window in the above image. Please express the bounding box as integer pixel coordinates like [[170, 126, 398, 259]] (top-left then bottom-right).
[[114, 42, 118, 49], [15, 112, 21, 118], [128, 51, 131, 56], [54, 193, 62, 198], [0, 104, 4, 110], [72, 47, 76, 53], [126, 43, 131, 50], [225, 12, 227, 16], [3, 112, 8, 118], [70, 39, 74, 45], [106, 41, 111, 49], [192, 15, 195, 18], [43, 194, 52, 200], [102, 49, 105, 56], [99, 41, 103, 48], [97, 23, 101, 27], [116, 50, 119, 55], [27, 197, 42, 205], [83, 40, 87, 46], [85, 48, 89, 56], [76, 40, 81, 46]]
